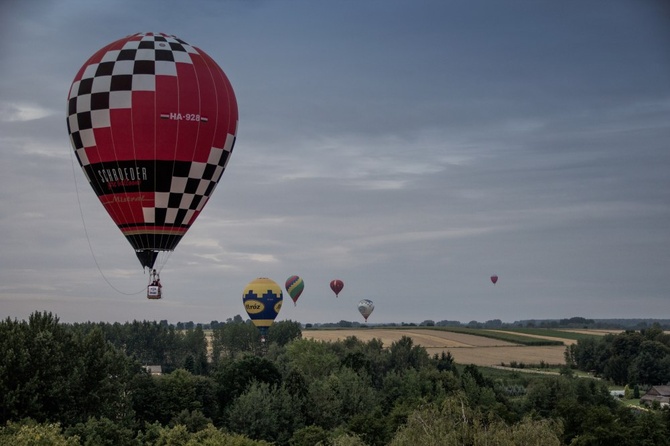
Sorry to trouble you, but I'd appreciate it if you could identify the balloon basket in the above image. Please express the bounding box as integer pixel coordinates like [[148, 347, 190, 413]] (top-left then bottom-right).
[[147, 285, 162, 300]]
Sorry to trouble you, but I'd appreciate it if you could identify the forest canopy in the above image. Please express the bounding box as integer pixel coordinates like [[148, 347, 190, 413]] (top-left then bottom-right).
[[2, 311, 670, 445]]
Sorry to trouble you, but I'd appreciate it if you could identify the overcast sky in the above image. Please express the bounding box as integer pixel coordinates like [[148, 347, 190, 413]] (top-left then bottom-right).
[[1, 0, 669, 326]]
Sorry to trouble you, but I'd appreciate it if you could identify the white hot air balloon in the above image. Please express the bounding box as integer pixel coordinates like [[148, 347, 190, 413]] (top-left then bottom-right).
[[358, 299, 374, 322]]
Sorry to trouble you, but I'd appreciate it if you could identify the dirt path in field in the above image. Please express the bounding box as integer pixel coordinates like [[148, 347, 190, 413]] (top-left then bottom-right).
[[303, 328, 568, 367]]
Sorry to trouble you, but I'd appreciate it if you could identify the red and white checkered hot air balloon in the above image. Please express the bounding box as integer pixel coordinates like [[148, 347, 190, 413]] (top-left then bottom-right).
[[67, 33, 238, 271]]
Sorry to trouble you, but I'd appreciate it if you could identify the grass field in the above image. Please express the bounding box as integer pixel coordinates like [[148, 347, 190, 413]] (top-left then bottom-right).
[[427, 327, 566, 346], [495, 328, 620, 342], [302, 327, 569, 367]]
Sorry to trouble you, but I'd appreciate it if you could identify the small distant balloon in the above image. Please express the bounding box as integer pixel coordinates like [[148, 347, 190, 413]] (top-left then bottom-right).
[[285, 275, 304, 306], [358, 299, 374, 322], [243, 278, 283, 339], [330, 279, 344, 297], [490, 275, 499, 285]]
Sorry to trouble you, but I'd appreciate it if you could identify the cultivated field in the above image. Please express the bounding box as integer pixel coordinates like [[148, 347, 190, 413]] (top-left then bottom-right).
[[557, 329, 623, 336], [303, 328, 569, 367]]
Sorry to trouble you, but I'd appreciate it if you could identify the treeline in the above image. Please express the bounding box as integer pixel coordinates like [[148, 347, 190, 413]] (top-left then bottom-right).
[[309, 316, 670, 330], [566, 324, 670, 386], [3, 312, 670, 445]]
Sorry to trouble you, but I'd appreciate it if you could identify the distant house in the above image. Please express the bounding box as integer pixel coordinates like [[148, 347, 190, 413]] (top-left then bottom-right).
[[640, 386, 670, 407], [144, 365, 163, 376]]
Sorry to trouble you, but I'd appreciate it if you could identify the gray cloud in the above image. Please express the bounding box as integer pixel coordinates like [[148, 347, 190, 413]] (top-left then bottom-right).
[[0, 0, 668, 325]]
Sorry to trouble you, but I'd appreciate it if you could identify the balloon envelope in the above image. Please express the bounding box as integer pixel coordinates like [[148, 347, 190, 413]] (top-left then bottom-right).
[[67, 32, 238, 269], [330, 279, 344, 297], [358, 299, 374, 322], [243, 278, 283, 336], [285, 275, 304, 305], [490, 275, 499, 285]]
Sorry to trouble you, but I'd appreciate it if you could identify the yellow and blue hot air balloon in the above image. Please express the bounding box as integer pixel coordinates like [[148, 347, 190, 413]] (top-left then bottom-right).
[[285, 275, 304, 306], [243, 277, 283, 340]]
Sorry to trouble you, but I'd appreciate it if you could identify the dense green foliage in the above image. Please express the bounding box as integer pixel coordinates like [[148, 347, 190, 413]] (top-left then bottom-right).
[[566, 324, 670, 386], [2, 312, 670, 445]]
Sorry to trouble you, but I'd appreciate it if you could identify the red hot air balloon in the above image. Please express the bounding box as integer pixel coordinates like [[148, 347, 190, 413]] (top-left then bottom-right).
[[67, 32, 238, 271], [330, 279, 344, 297], [490, 275, 499, 285]]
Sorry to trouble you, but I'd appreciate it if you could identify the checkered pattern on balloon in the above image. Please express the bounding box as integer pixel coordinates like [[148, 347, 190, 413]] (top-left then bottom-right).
[[67, 32, 238, 268]]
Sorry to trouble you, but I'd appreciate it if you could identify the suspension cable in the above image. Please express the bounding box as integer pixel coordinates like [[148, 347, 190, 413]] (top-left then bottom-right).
[[70, 148, 146, 296]]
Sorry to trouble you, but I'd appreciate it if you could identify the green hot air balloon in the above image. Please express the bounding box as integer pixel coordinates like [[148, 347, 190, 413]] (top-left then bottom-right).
[[285, 275, 304, 306]]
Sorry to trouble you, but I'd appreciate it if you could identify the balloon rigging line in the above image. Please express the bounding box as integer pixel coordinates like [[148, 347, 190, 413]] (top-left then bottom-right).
[[70, 149, 146, 296]]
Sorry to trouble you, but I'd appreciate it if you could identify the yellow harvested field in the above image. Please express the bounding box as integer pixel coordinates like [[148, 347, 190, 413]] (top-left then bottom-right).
[[303, 329, 515, 347], [303, 329, 568, 367], [428, 345, 566, 367]]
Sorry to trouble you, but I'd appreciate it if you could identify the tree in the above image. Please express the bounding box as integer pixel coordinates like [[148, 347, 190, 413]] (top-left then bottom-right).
[[279, 339, 340, 383], [68, 327, 137, 424], [153, 369, 202, 424], [329, 432, 367, 446], [211, 321, 261, 361], [182, 325, 209, 375], [387, 336, 429, 373], [632, 410, 670, 446], [630, 341, 670, 385], [380, 368, 456, 412], [0, 312, 139, 426], [642, 323, 664, 342], [0, 421, 80, 446], [215, 355, 282, 408], [320, 368, 378, 424], [567, 336, 603, 372], [225, 382, 304, 444], [290, 425, 329, 446], [347, 408, 391, 446], [624, 384, 633, 400], [388, 396, 563, 446], [569, 406, 631, 446], [433, 351, 457, 374], [484, 319, 503, 328], [65, 417, 137, 446], [21, 312, 77, 423], [525, 376, 576, 418], [169, 409, 211, 433], [267, 320, 302, 347], [0, 316, 33, 423], [187, 424, 273, 445], [604, 355, 631, 385]]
